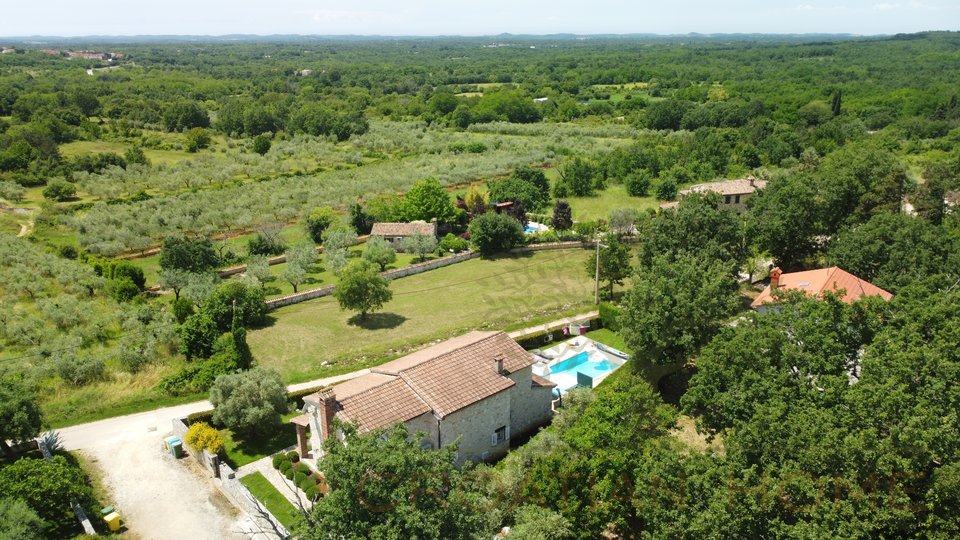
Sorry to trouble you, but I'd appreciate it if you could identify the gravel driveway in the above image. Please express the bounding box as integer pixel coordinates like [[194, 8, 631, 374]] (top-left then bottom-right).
[[81, 436, 247, 539]]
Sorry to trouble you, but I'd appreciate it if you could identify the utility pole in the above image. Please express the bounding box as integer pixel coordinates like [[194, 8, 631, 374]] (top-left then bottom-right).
[[593, 234, 607, 305], [594, 239, 601, 305]]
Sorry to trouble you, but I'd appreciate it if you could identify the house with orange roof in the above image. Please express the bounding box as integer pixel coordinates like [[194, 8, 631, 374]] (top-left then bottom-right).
[[293, 331, 555, 464], [751, 266, 893, 313]]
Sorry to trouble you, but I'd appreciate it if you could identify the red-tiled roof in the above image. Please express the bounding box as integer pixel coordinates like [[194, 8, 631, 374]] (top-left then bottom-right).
[[312, 331, 536, 432], [531, 374, 557, 388], [751, 266, 893, 309]]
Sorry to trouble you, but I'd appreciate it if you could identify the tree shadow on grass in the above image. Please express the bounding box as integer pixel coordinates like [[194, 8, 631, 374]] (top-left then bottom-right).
[[347, 312, 408, 330]]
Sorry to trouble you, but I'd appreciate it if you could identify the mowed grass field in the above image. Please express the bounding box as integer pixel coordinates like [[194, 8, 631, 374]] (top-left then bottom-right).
[[248, 248, 596, 382]]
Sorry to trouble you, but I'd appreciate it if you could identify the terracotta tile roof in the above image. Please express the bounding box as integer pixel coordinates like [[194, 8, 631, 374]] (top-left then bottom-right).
[[370, 221, 437, 237], [751, 266, 893, 309], [680, 176, 767, 197], [531, 374, 557, 388], [320, 331, 536, 432], [335, 378, 432, 432], [290, 413, 311, 427]]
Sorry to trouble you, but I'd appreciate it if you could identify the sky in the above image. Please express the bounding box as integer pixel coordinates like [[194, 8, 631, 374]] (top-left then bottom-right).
[[1, 0, 957, 37]]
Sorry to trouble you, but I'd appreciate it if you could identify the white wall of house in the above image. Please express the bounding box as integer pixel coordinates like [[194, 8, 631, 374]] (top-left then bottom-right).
[[439, 389, 512, 464], [506, 366, 554, 437]]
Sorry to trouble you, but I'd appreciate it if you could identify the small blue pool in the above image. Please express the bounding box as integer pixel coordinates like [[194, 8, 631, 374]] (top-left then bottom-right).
[[546, 351, 619, 392], [524, 225, 538, 234]]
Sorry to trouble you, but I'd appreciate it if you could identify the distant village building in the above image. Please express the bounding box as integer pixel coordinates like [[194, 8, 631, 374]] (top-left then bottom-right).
[[1, 48, 16, 55], [659, 175, 767, 212], [297, 69, 313, 77], [370, 221, 437, 251], [751, 266, 893, 313], [293, 331, 555, 464]]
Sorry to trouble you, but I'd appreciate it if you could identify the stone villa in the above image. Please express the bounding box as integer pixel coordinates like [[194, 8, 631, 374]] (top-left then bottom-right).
[[293, 331, 555, 464]]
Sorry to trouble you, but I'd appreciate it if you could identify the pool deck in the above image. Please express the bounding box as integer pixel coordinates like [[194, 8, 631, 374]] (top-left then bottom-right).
[[533, 336, 630, 393]]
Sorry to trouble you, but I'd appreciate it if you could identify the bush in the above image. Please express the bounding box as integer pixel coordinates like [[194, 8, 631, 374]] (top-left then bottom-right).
[[42, 180, 77, 201], [599, 302, 622, 332], [299, 477, 316, 492], [625, 170, 652, 197], [248, 233, 286, 256], [654, 177, 679, 201], [279, 460, 293, 473], [210, 367, 288, 438], [184, 421, 224, 454], [305, 485, 321, 501], [55, 353, 106, 386], [468, 212, 525, 256], [172, 297, 195, 324], [284, 467, 296, 480], [294, 462, 310, 475], [573, 221, 600, 236], [438, 233, 469, 254], [287, 450, 300, 463], [294, 472, 307, 485], [109, 277, 141, 302], [272, 454, 289, 469]]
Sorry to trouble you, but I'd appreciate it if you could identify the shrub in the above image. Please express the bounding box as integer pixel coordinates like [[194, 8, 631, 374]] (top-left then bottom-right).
[[248, 233, 286, 256], [625, 169, 652, 197], [438, 233, 469, 254], [294, 472, 307, 485], [209, 367, 288, 438], [654, 177, 679, 201], [279, 460, 293, 474], [284, 467, 296, 480], [573, 221, 600, 237], [172, 297, 195, 324], [599, 302, 622, 332], [305, 485, 321, 501], [299, 477, 316, 492], [272, 454, 289, 469], [109, 277, 141, 302], [295, 462, 310, 475], [42, 180, 77, 201], [287, 450, 300, 462], [184, 421, 224, 455], [55, 353, 106, 386], [468, 212, 525, 256]]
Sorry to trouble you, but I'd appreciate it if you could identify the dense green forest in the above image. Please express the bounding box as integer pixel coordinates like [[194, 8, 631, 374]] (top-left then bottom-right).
[[1, 32, 959, 538]]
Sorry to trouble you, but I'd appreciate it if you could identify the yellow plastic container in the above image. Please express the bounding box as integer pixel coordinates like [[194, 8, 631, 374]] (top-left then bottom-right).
[[103, 512, 122, 531]]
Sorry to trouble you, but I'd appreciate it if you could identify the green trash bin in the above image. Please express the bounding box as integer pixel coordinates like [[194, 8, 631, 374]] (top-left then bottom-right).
[[170, 438, 183, 458]]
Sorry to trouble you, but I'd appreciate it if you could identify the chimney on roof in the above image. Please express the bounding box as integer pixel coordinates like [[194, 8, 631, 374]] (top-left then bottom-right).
[[770, 267, 783, 289], [748, 175, 756, 188], [317, 388, 337, 441], [494, 355, 505, 375]]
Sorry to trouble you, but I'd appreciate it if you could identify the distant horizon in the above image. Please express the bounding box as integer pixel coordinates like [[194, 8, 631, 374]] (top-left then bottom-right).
[[2, 0, 957, 39]]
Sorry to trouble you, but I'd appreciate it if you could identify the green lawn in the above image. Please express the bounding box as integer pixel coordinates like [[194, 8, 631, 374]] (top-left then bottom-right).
[[561, 184, 659, 222], [262, 248, 425, 299], [239, 472, 302, 531], [220, 412, 300, 469], [248, 248, 596, 382]]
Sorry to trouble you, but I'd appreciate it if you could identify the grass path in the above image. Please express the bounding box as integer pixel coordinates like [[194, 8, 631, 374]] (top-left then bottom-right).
[[248, 248, 596, 382]]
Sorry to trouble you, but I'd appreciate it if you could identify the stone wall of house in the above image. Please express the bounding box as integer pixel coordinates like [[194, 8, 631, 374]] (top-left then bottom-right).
[[403, 411, 440, 449], [439, 390, 512, 464], [506, 366, 554, 437]]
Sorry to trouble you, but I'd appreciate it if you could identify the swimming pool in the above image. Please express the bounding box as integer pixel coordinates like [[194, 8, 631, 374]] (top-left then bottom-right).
[[544, 350, 619, 392]]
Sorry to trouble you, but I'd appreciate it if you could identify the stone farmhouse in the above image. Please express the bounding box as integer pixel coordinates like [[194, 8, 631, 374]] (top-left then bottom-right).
[[369, 221, 437, 251], [293, 331, 555, 464], [751, 266, 893, 313], [660, 175, 767, 212]]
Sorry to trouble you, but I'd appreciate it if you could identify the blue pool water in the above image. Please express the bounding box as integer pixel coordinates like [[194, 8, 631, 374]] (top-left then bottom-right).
[[524, 225, 538, 234], [546, 351, 619, 392]]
